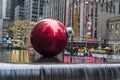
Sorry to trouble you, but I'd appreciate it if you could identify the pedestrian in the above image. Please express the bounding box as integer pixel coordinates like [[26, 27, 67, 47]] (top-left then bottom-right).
[[109, 48, 113, 55], [7, 44, 9, 50], [84, 49, 89, 57], [89, 51, 93, 57], [74, 47, 78, 56], [89, 48, 93, 57]]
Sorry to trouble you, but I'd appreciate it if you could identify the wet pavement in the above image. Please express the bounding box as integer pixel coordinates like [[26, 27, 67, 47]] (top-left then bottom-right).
[[0, 49, 30, 63], [0, 49, 120, 63]]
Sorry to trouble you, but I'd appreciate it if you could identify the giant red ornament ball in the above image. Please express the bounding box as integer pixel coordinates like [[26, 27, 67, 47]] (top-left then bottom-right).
[[30, 19, 68, 57]]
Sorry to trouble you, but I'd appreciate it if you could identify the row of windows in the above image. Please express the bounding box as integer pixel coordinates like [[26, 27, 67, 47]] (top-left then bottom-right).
[[100, 2, 116, 13], [96, 0, 112, 3], [110, 23, 119, 30]]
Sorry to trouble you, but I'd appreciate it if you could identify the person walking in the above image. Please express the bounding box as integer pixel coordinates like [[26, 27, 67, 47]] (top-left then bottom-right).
[[84, 49, 89, 57], [89, 49, 93, 57], [73, 47, 78, 56]]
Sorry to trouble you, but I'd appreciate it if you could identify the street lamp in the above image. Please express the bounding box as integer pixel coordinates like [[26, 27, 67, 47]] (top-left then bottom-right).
[[84, 1, 89, 49], [66, 27, 74, 63]]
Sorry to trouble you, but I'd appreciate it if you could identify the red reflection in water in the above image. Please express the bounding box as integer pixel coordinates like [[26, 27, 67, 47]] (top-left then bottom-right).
[[63, 56, 104, 63]]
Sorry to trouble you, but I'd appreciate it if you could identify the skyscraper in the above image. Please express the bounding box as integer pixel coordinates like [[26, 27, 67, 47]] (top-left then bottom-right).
[[0, 0, 8, 41], [24, 0, 44, 22], [14, 0, 25, 20], [42, 0, 66, 24], [0, 0, 2, 19], [0, 0, 17, 41], [0, 0, 2, 41]]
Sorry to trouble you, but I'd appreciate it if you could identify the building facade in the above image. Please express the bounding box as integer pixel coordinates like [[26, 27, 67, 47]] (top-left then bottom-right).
[[39, 0, 120, 42], [0, 0, 2, 41], [0, 0, 18, 42], [24, 0, 44, 22], [14, 0, 25, 20], [0, 0, 2, 19], [0, 0, 7, 42], [1, 0, 12, 42], [42, 0, 66, 24], [77, 0, 120, 41], [96, 0, 120, 40], [107, 16, 120, 51]]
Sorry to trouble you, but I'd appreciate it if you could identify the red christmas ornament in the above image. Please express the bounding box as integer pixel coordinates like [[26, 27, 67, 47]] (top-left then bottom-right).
[[30, 19, 68, 57]]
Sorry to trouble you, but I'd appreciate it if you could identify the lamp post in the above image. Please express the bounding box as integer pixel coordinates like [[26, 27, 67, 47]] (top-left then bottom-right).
[[62, 0, 66, 62], [85, 1, 89, 35], [84, 1, 89, 49], [66, 27, 74, 63], [70, 0, 75, 63]]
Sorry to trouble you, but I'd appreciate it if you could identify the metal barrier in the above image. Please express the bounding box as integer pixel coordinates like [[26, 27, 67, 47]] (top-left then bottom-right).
[[58, 55, 120, 63], [58, 56, 105, 63]]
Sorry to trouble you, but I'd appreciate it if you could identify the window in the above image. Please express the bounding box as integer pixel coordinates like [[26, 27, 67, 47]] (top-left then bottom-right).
[[116, 23, 119, 29], [106, 2, 108, 12], [110, 24, 114, 29], [113, 6, 115, 13]]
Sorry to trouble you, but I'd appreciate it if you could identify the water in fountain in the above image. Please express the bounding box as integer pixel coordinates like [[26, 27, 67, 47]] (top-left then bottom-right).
[[0, 63, 120, 80]]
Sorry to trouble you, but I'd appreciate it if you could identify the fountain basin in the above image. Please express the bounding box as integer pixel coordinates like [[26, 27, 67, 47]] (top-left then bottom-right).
[[0, 63, 120, 80]]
